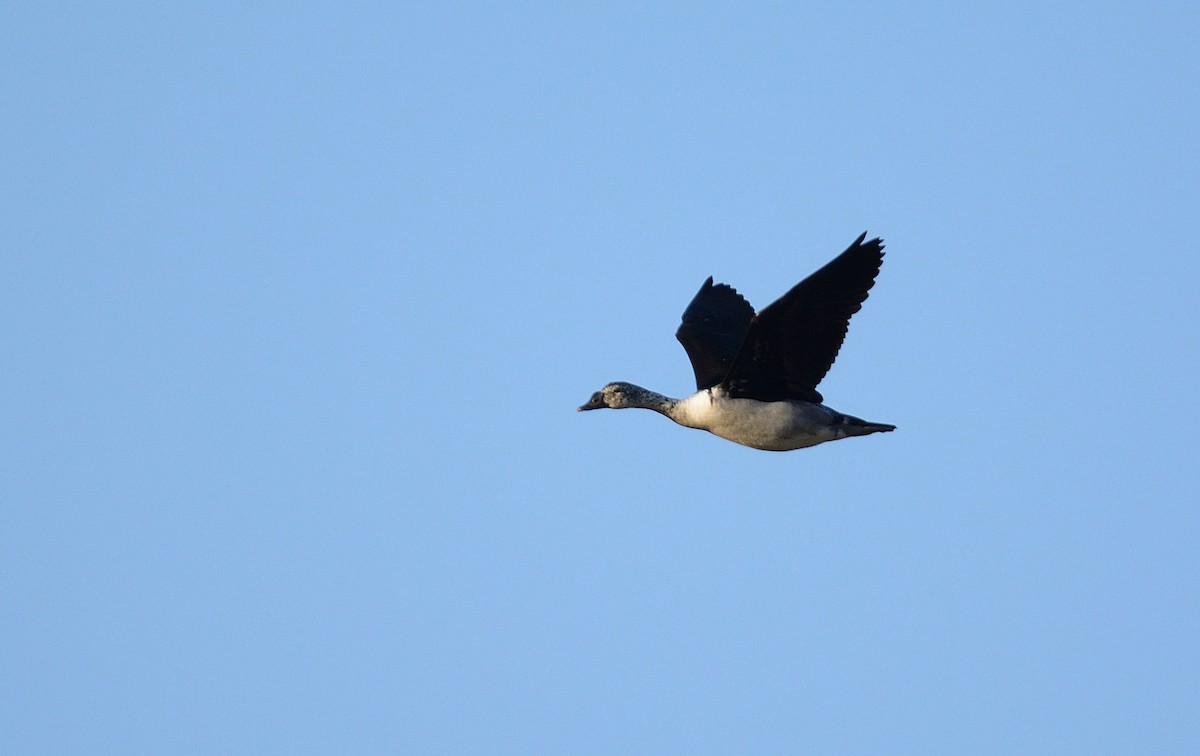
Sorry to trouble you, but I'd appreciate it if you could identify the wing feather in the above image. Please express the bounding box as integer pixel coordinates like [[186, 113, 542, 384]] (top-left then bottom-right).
[[675, 277, 756, 390], [722, 233, 884, 403]]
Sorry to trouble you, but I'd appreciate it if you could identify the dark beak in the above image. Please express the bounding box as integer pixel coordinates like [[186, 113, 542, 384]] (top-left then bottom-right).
[[578, 395, 607, 411]]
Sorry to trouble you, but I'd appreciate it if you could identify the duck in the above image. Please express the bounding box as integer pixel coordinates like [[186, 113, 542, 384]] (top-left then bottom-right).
[[579, 232, 895, 451]]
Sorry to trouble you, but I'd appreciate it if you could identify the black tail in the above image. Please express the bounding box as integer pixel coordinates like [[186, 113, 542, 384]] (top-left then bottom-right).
[[841, 414, 895, 437]]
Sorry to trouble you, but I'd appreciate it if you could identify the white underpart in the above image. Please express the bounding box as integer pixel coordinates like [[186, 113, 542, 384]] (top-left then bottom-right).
[[670, 387, 849, 451]]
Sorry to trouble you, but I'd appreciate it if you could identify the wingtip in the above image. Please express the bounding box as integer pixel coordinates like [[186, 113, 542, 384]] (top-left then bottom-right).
[[853, 231, 885, 256]]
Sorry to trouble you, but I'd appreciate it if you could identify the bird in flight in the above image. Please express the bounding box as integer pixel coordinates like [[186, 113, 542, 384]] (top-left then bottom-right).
[[579, 232, 894, 451]]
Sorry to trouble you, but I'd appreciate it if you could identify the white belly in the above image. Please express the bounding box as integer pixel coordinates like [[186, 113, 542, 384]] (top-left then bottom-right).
[[673, 390, 845, 451]]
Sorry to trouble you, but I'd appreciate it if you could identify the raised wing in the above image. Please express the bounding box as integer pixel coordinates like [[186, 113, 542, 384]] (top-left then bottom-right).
[[675, 277, 756, 390], [723, 233, 884, 403]]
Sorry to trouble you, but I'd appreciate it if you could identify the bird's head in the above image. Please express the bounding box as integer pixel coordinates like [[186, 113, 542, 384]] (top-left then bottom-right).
[[578, 382, 640, 411]]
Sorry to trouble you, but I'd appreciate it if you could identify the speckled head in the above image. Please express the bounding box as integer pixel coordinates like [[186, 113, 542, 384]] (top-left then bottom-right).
[[577, 382, 641, 411]]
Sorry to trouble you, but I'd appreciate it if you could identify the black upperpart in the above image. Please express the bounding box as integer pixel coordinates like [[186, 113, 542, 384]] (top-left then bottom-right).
[[674, 277, 756, 391], [674, 232, 884, 404]]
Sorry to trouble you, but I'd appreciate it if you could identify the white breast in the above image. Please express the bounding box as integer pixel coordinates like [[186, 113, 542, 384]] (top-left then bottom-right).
[[671, 388, 844, 451]]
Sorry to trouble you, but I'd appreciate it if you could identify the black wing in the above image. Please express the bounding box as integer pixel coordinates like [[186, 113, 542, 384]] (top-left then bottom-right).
[[722, 232, 884, 403], [675, 277, 756, 390]]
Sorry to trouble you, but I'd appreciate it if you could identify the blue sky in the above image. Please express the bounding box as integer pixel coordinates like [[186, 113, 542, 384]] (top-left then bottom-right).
[[3, 2, 1198, 753]]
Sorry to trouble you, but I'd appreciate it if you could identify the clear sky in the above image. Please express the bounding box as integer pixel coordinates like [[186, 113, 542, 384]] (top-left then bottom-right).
[[4, 2, 1198, 753]]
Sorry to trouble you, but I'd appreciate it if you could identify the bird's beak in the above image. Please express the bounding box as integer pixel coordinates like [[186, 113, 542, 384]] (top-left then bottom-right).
[[578, 396, 606, 411]]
